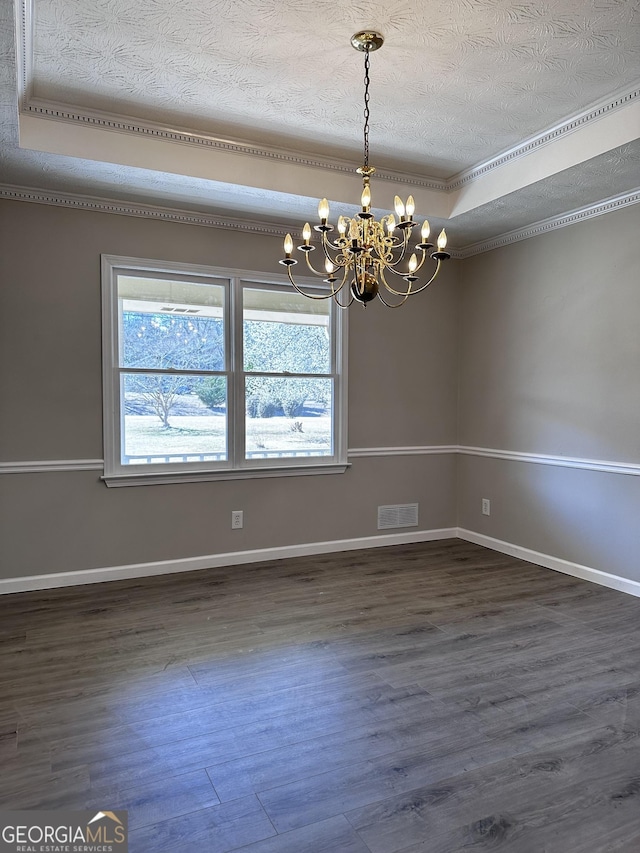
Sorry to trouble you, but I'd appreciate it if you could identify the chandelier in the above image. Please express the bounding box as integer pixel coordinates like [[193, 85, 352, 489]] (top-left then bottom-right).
[[280, 30, 450, 308]]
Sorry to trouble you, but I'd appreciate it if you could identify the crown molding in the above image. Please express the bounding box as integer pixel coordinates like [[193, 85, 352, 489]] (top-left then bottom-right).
[[1, 183, 637, 257], [0, 184, 291, 236], [16, 1, 637, 196], [458, 188, 640, 258], [21, 99, 449, 192], [9, 0, 640, 253], [16, 0, 33, 106], [449, 86, 640, 190], [14, 4, 446, 190], [0, 183, 465, 255], [19, 88, 640, 196]]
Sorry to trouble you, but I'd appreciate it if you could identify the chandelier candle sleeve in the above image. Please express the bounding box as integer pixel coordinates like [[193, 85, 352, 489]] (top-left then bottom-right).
[[279, 30, 451, 308]]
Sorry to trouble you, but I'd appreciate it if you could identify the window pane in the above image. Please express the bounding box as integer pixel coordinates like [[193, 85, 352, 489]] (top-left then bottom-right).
[[245, 377, 332, 459], [122, 374, 227, 465], [243, 288, 330, 374], [118, 276, 225, 371]]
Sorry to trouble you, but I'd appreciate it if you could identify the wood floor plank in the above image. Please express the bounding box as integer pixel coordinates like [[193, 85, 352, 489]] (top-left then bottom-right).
[[2, 539, 640, 852], [127, 795, 276, 853], [125, 679, 421, 752], [85, 768, 219, 831], [206, 691, 472, 802], [345, 724, 640, 853], [255, 725, 560, 834], [227, 815, 371, 853]]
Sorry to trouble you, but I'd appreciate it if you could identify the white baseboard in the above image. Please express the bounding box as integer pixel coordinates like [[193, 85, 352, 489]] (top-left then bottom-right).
[[0, 527, 458, 594], [457, 528, 640, 599], [3, 526, 639, 599]]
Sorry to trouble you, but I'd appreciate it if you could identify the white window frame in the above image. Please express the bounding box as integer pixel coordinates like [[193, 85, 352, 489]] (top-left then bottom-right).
[[101, 255, 348, 486]]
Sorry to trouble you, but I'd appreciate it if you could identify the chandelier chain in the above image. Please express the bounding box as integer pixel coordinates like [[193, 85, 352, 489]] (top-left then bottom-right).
[[363, 47, 370, 168]]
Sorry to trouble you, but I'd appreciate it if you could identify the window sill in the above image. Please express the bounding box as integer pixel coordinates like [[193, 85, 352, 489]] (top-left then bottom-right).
[[102, 462, 349, 487]]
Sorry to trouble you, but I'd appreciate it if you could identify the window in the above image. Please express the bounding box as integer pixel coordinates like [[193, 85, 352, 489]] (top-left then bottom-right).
[[101, 256, 347, 485]]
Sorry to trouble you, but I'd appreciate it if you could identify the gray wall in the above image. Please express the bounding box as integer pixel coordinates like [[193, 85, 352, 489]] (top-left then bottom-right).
[[458, 203, 640, 581], [2, 197, 638, 585], [0, 200, 459, 578]]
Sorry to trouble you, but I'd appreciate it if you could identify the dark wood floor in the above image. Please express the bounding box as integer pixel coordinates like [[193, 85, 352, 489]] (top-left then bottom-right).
[[2, 540, 640, 852]]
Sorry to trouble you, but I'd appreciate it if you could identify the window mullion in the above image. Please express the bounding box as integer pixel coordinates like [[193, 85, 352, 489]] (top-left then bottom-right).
[[230, 276, 244, 467]]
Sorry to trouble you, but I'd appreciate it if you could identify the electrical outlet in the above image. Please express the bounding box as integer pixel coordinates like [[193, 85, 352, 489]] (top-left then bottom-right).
[[231, 510, 243, 529], [482, 498, 491, 516]]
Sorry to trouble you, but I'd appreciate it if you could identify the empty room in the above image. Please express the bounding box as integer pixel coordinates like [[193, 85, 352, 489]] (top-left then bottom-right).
[[1, 1, 639, 851]]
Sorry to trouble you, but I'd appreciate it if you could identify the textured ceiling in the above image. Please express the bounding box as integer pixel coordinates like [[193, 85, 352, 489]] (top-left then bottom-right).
[[31, 0, 640, 175], [452, 139, 640, 246], [0, 0, 639, 251]]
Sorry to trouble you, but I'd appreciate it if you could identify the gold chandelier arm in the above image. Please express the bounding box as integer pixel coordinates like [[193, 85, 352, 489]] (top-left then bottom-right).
[[335, 289, 355, 309], [403, 259, 442, 295], [286, 265, 347, 300], [332, 264, 350, 295], [379, 260, 442, 297], [379, 266, 414, 297], [304, 252, 330, 277], [377, 290, 411, 308]]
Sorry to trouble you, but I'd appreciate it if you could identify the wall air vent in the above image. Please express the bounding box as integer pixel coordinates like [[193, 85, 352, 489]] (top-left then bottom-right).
[[377, 503, 419, 530]]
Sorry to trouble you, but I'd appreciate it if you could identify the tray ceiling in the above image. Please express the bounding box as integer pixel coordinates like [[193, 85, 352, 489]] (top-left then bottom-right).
[[1, 0, 639, 253]]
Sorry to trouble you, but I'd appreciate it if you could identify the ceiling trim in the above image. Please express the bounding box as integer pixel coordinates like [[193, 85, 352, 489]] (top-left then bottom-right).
[[0, 184, 287, 236], [449, 87, 640, 190], [459, 189, 640, 258], [2, 183, 638, 258], [15, 0, 639, 194], [16, 0, 33, 103], [22, 100, 449, 191]]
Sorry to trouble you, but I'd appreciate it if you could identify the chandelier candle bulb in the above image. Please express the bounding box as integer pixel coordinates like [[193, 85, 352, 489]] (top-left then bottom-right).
[[324, 256, 337, 283], [279, 30, 451, 307], [280, 233, 298, 267], [318, 198, 330, 222]]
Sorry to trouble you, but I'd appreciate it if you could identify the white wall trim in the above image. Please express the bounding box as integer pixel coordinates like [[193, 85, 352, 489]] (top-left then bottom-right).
[[0, 527, 458, 594], [458, 189, 640, 257], [12, 1, 445, 194], [0, 185, 462, 259], [21, 100, 448, 193], [449, 87, 640, 189], [0, 459, 104, 474], [2, 182, 636, 259], [0, 185, 289, 237], [458, 445, 640, 477], [348, 446, 458, 458], [4, 525, 639, 598], [2, 446, 639, 475], [14, 0, 639, 197], [457, 528, 640, 599]]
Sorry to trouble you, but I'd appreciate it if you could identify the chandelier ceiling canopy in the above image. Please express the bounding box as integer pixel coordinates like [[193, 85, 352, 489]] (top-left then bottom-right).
[[280, 30, 451, 309]]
